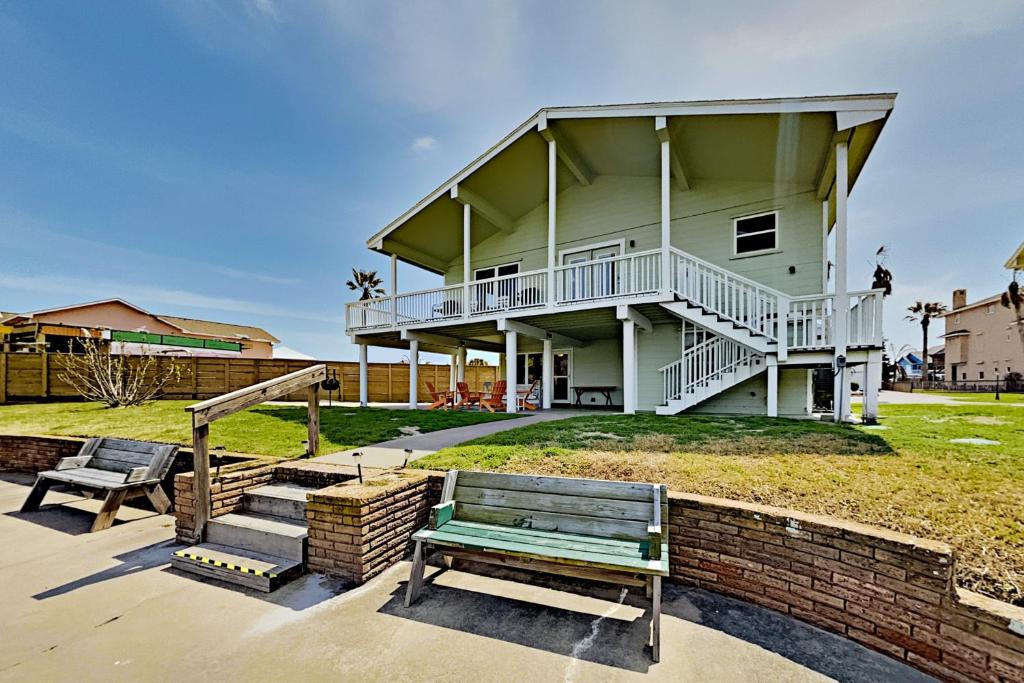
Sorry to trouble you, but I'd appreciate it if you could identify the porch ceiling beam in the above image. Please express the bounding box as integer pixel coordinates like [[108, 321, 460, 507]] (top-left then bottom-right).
[[381, 238, 449, 273], [537, 114, 593, 186], [616, 305, 653, 334], [655, 116, 689, 192], [401, 329, 504, 354], [450, 184, 514, 233], [496, 318, 584, 348]]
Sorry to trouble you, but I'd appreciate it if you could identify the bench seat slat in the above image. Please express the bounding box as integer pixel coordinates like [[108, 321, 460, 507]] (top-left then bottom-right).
[[454, 502, 650, 541], [448, 519, 646, 550], [40, 469, 141, 489], [415, 524, 668, 576], [453, 485, 653, 523], [436, 520, 649, 558]]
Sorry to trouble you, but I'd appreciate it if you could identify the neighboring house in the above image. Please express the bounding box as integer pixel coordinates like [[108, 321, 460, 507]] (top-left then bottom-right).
[[1, 299, 279, 358], [894, 345, 943, 379], [896, 352, 923, 378], [346, 94, 895, 420], [942, 288, 1023, 382]]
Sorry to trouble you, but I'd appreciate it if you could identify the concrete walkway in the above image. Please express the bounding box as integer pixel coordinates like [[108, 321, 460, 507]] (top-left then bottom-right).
[[0, 473, 933, 682], [313, 408, 593, 469]]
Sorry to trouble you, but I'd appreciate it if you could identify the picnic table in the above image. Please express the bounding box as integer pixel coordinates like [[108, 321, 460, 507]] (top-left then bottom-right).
[[572, 385, 616, 406]]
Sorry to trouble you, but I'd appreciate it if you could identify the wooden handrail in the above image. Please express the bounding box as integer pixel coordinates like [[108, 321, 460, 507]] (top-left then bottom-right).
[[185, 363, 326, 543]]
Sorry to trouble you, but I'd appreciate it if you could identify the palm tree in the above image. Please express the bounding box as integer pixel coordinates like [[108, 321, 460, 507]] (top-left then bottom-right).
[[905, 301, 946, 381], [346, 269, 386, 301]]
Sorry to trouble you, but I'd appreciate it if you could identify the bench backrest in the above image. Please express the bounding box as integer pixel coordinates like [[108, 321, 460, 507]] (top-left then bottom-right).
[[80, 438, 179, 481], [443, 470, 667, 543]]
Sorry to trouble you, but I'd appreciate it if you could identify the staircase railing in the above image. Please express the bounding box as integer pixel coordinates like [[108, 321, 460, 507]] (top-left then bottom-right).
[[668, 247, 786, 341], [659, 336, 761, 404]]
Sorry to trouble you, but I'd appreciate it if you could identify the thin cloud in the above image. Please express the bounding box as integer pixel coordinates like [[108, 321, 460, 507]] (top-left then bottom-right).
[[212, 266, 302, 286], [411, 136, 438, 152], [0, 273, 341, 325]]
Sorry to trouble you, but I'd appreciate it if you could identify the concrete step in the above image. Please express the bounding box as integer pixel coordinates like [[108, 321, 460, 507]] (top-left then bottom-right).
[[171, 542, 303, 592], [243, 483, 313, 522], [206, 512, 307, 562]]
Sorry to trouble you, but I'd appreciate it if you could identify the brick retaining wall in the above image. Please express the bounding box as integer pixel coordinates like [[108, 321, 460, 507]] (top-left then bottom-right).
[[174, 462, 276, 543], [0, 434, 85, 472], [306, 472, 433, 584], [667, 491, 1024, 682]]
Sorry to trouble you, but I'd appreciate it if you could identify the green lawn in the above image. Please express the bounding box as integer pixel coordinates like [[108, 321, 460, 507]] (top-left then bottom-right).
[[0, 401, 520, 457], [920, 390, 1024, 403], [414, 403, 1024, 606]]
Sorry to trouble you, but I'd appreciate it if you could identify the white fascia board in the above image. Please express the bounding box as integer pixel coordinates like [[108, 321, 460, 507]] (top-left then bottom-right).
[[545, 94, 897, 120]]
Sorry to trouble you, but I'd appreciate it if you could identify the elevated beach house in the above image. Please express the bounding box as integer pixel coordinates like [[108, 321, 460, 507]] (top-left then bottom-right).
[[346, 94, 894, 420]]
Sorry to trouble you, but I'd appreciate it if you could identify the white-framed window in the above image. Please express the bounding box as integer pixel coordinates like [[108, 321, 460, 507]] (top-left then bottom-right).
[[954, 313, 961, 324], [474, 262, 519, 281], [986, 304, 995, 315], [733, 211, 778, 256]]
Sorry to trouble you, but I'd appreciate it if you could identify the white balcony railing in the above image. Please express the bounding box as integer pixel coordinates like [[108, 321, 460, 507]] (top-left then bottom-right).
[[554, 249, 662, 304], [344, 247, 885, 354], [468, 268, 548, 316]]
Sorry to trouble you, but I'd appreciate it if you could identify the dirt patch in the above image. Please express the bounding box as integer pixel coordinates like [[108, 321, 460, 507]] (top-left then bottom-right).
[[969, 416, 1008, 426]]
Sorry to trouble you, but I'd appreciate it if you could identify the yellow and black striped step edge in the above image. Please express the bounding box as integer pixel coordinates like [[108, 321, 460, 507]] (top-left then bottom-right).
[[174, 550, 278, 579]]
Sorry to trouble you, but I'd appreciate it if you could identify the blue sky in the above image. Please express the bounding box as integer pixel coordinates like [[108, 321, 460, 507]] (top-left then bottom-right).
[[1, 1, 1022, 361]]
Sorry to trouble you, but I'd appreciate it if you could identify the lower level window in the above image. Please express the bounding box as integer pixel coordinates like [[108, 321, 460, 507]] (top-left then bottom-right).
[[734, 211, 778, 255]]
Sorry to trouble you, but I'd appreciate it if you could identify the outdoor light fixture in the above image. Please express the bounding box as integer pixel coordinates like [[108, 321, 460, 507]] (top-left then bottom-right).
[[352, 450, 363, 483], [213, 445, 226, 480], [403, 448, 413, 469]]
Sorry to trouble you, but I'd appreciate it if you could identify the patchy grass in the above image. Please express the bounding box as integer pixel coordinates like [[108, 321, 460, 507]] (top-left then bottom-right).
[[920, 390, 1024, 403], [0, 401, 520, 457], [415, 405, 1024, 606]]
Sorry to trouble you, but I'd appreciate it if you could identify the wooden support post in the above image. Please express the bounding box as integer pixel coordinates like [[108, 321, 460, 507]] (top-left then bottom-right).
[[0, 352, 6, 404], [40, 335, 49, 398], [307, 383, 320, 456], [192, 419, 210, 543]]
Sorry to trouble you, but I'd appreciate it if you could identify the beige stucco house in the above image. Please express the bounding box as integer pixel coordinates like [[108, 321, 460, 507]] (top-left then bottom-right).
[[2, 299, 278, 358], [942, 288, 1023, 382], [346, 94, 896, 420]]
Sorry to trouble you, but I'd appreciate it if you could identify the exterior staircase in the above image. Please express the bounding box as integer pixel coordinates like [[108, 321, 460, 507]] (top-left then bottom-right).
[[656, 336, 766, 415], [171, 483, 313, 592]]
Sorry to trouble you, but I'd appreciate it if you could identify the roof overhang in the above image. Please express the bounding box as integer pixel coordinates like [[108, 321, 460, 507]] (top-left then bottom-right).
[[367, 93, 897, 272], [1005, 241, 1024, 270]]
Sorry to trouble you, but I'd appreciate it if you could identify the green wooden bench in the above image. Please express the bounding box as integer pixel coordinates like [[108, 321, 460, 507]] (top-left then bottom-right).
[[405, 470, 669, 661], [20, 438, 178, 532]]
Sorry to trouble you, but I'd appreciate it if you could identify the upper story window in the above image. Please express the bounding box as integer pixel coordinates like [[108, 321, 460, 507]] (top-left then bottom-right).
[[986, 304, 995, 315], [734, 211, 778, 256], [954, 314, 961, 324]]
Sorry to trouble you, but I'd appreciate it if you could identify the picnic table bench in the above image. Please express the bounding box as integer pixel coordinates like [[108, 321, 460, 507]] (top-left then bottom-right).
[[405, 470, 669, 661], [20, 437, 179, 532]]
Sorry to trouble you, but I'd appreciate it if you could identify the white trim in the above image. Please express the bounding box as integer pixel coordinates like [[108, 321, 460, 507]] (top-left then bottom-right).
[[732, 210, 780, 257], [558, 238, 626, 263], [517, 347, 572, 404]]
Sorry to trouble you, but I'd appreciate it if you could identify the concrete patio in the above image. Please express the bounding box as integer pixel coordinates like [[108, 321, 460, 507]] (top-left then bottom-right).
[[0, 473, 933, 682]]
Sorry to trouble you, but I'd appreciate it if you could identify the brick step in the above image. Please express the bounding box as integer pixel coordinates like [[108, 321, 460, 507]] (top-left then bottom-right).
[[206, 512, 307, 562]]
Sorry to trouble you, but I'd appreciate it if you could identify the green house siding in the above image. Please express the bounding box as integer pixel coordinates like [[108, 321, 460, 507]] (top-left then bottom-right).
[[689, 367, 811, 417], [637, 324, 683, 412]]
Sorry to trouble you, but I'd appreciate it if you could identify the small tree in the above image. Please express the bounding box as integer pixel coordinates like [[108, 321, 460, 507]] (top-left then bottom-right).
[[905, 301, 947, 381], [56, 340, 187, 408], [1001, 278, 1024, 348], [346, 269, 386, 301], [871, 245, 893, 296]]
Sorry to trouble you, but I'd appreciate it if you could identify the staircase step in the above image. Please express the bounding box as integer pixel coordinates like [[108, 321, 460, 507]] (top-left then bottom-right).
[[243, 483, 313, 522], [206, 512, 307, 562], [171, 542, 303, 592]]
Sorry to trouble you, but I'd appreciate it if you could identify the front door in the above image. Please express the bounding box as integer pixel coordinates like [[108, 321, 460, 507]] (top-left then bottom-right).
[[516, 351, 572, 404]]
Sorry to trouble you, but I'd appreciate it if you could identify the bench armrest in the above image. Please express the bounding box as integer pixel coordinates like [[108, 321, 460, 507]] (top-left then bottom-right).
[[123, 467, 150, 484], [56, 456, 92, 471], [647, 523, 663, 561], [429, 501, 455, 530]]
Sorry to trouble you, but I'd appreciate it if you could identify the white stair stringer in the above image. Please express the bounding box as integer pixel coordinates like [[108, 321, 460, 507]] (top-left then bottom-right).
[[659, 301, 775, 354], [656, 336, 767, 415]]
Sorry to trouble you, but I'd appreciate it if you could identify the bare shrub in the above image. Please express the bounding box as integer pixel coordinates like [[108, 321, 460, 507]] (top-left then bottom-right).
[[56, 340, 188, 408]]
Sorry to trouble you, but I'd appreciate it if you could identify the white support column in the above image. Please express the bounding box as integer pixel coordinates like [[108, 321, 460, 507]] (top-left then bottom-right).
[[457, 345, 467, 383], [833, 141, 850, 423], [390, 252, 398, 326], [622, 319, 637, 414], [863, 351, 882, 423], [547, 138, 557, 307], [821, 200, 829, 294], [542, 337, 553, 410], [449, 353, 457, 392], [659, 126, 671, 293], [408, 339, 419, 410], [806, 369, 814, 416], [504, 330, 517, 413], [358, 344, 369, 407], [767, 357, 779, 418], [462, 202, 471, 318]]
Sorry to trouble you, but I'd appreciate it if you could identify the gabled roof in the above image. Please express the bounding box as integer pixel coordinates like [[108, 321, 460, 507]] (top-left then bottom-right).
[[366, 93, 897, 272], [158, 316, 279, 344], [28, 297, 151, 318], [942, 293, 1003, 316], [1006, 241, 1024, 270]]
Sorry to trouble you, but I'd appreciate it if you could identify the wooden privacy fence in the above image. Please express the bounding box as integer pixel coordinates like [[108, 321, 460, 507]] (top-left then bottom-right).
[[0, 353, 499, 404]]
